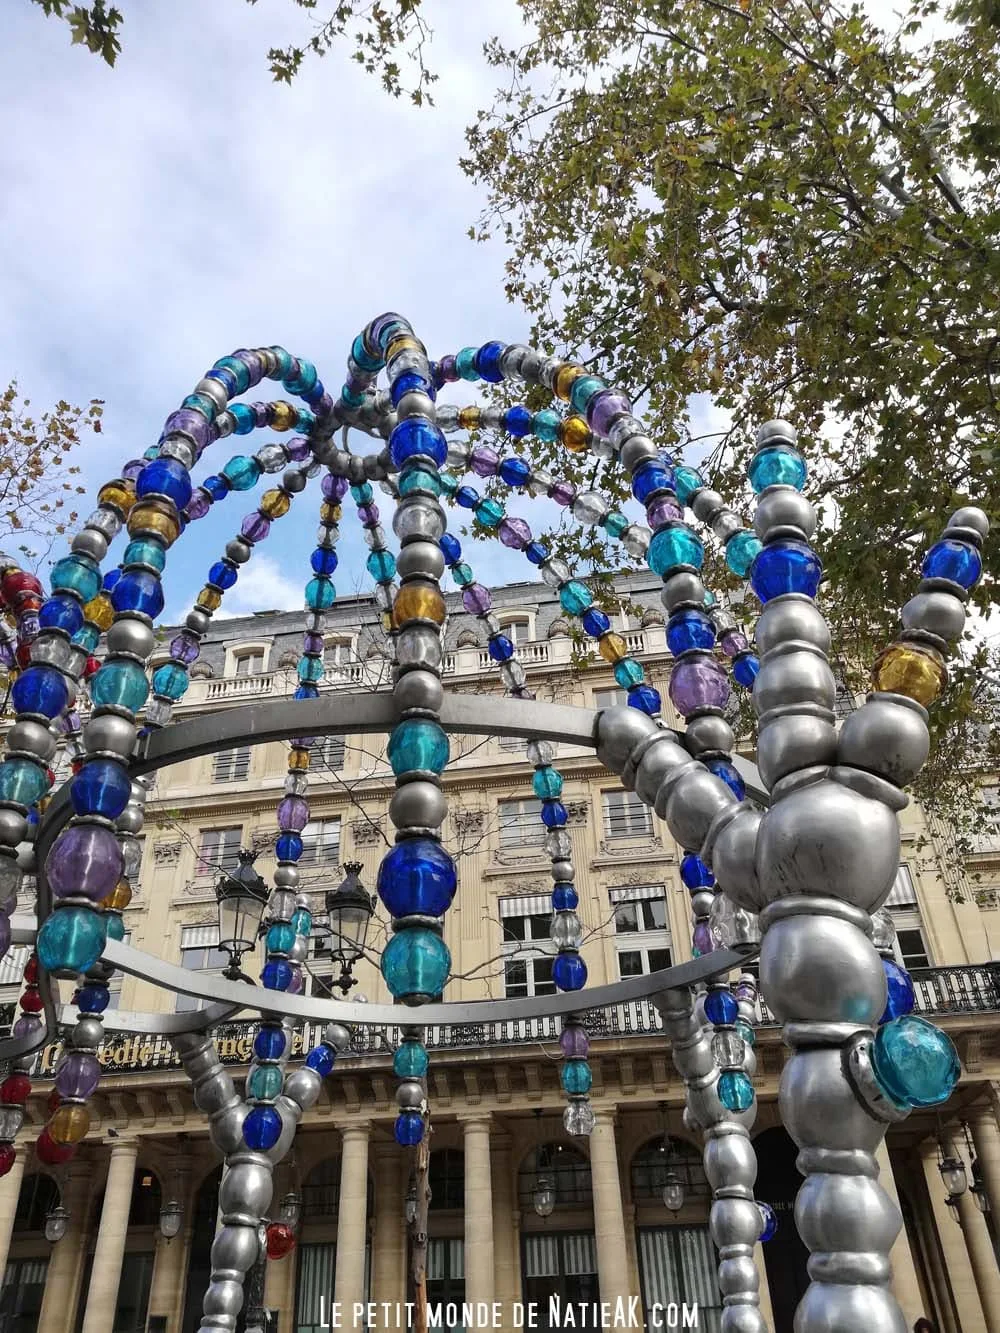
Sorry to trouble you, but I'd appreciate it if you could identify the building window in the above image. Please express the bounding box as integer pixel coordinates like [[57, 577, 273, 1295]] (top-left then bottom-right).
[[517, 1145, 592, 1210], [175, 926, 232, 1013], [302, 1157, 341, 1220], [885, 865, 931, 969], [611, 885, 672, 977], [498, 798, 546, 849], [426, 1239, 465, 1323], [971, 784, 1000, 852], [603, 788, 654, 840], [309, 736, 347, 774], [501, 894, 557, 998], [324, 638, 353, 668], [300, 818, 341, 866], [212, 746, 251, 784], [0, 1257, 48, 1328], [522, 1233, 599, 1324], [196, 827, 243, 876], [631, 1137, 711, 1203], [637, 1226, 723, 1331], [428, 1149, 465, 1211], [233, 650, 265, 676], [594, 687, 627, 710], [500, 615, 532, 644], [503, 956, 556, 999]]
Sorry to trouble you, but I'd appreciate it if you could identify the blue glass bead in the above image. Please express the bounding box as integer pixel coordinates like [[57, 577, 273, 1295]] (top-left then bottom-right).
[[533, 410, 560, 443], [560, 1059, 593, 1095], [0, 758, 49, 806], [632, 462, 674, 504], [309, 548, 338, 578], [748, 447, 808, 493], [285, 359, 319, 397], [525, 542, 548, 565], [559, 580, 593, 616], [648, 525, 705, 575], [603, 512, 630, 539], [305, 577, 336, 611], [582, 608, 611, 637], [123, 539, 166, 573], [244, 1106, 282, 1150], [673, 466, 704, 506], [667, 611, 716, 655], [266, 922, 296, 953], [363, 551, 392, 584], [398, 468, 441, 498], [229, 402, 256, 435], [306, 1044, 337, 1076], [70, 759, 132, 819], [39, 596, 84, 635], [377, 838, 457, 917], [733, 654, 760, 688], [389, 417, 447, 469], [102, 568, 121, 592], [222, 456, 263, 491], [500, 456, 531, 487], [488, 635, 515, 662], [569, 375, 605, 414], [137, 458, 193, 509], [475, 498, 504, 528], [388, 720, 450, 776], [680, 853, 715, 889], [613, 658, 646, 690], [758, 1202, 778, 1243], [718, 1071, 755, 1112], [391, 371, 434, 406], [726, 532, 764, 578], [871, 1015, 960, 1108], [37, 907, 106, 975], [552, 885, 579, 911], [76, 983, 111, 1013], [708, 759, 746, 800], [455, 348, 479, 381], [111, 570, 164, 619], [501, 407, 532, 439], [72, 624, 100, 652], [381, 928, 451, 999], [552, 951, 588, 991], [628, 684, 662, 715], [51, 554, 101, 603], [254, 1026, 286, 1060], [393, 1041, 429, 1079], [275, 832, 303, 862], [216, 355, 251, 394], [352, 334, 383, 374], [208, 561, 238, 591], [295, 684, 319, 701], [261, 960, 293, 991], [451, 563, 474, 587], [395, 1112, 425, 1146], [204, 365, 236, 396], [922, 539, 982, 588], [532, 767, 564, 800], [704, 989, 739, 1026], [880, 959, 916, 1025], [541, 800, 567, 828], [439, 533, 462, 565], [204, 474, 229, 501], [350, 482, 374, 505], [247, 1065, 284, 1101], [11, 665, 68, 719], [297, 657, 324, 683], [291, 908, 312, 936], [474, 341, 506, 383], [750, 541, 823, 603]]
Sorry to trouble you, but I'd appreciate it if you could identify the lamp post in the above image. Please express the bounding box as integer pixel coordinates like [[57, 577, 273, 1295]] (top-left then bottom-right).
[[323, 862, 375, 994], [43, 1202, 70, 1244], [215, 850, 270, 981], [532, 1144, 556, 1219], [938, 1149, 969, 1199]]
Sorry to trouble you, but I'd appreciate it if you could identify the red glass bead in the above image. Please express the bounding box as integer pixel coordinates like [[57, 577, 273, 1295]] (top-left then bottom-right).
[[84, 656, 100, 678], [2, 571, 42, 602], [0, 1145, 15, 1177], [23, 957, 38, 985], [35, 1130, 75, 1166], [0, 1074, 31, 1105], [19, 988, 42, 1014], [15, 643, 31, 669], [47, 1090, 62, 1116], [265, 1222, 296, 1260]]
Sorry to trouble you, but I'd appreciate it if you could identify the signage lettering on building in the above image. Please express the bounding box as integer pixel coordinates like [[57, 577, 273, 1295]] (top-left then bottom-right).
[[33, 1023, 310, 1077]]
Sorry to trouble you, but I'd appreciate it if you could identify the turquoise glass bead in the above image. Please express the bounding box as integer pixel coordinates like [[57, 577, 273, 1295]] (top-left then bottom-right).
[[560, 1059, 593, 1095], [475, 498, 504, 528], [351, 482, 374, 505], [305, 577, 336, 610], [603, 512, 630, 539], [870, 1015, 960, 1109], [222, 456, 262, 491], [123, 539, 166, 573], [532, 767, 564, 799], [90, 661, 149, 713], [270, 347, 294, 378], [105, 914, 125, 942], [717, 1071, 755, 1112], [726, 531, 763, 577], [216, 355, 251, 394], [451, 562, 474, 587], [73, 625, 101, 652], [735, 1018, 756, 1048], [438, 473, 458, 497], [37, 907, 106, 975], [673, 466, 704, 506], [152, 664, 189, 701], [455, 347, 480, 381], [297, 656, 324, 683], [247, 1064, 284, 1100], [398, 469, 441, 497], [51, 554, 101, 603], [291, 909, 312, 936], [266, 922, 297, 953], [569, 375, 605, 414], [381, 928, 451, 1000], [614, 658, 646, 690], [648, 525, 704, 575], [559, 579, 593, 616], [0, 758, 49, 806], [393, 1040, 429, 1079], [387, 719, 450, 776], [366, 550, 396, 582], [533, 410, 560, 443], [748, 446, 807, 493]]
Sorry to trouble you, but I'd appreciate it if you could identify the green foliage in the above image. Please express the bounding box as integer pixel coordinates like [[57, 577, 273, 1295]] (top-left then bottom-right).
[[31, 1, 123, 64]]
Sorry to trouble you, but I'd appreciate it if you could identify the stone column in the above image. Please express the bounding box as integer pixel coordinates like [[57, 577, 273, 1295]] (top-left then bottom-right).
[[461, 1114, 495, 1307], [490, 1134, 518, 1310], [945, 1132, 1000, 1333], [334, 1122, 371, 1331], [81, 1137, 140, 1333], [145, 1223, 193, 1333], [874, 1139, 925, 1327], [921, 1139, 985, 1333], [970, 1101, 1000, 1222], [265, 1242, 297, 1333], [372, 1141, 408, 1316], [589, 1111, 633, 1308], [908, 1153, 959, 1333], [0, 1143, 27, 1281], [37, 1164, 94, 1333]]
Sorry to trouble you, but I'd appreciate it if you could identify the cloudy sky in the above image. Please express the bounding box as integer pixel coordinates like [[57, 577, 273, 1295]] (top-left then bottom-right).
[[0, 0, 571, 622]]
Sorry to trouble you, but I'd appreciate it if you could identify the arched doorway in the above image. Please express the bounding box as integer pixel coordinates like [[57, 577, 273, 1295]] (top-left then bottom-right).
[[0, 1173, 59, 1329], [518, 1143, 599, 1330], [294, 1157, 374, 1333], [423, 1148, 466, 1324], [76, 1167, 161, 1333], [754, 1127, 809, 1333]]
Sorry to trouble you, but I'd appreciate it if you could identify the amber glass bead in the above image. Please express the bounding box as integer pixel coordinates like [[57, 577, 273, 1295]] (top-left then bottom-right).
[[100, 878, 132, 912], [48, 1104, 91, 1145], [196, 587, 222, 613], [393, 584, 446, 627], [288, 747, 310, 772], [320, 502, 342, 525], [386, 334, 422, 360], [381, 612, 393, 634], [127, 500, 180, 546], [459, 406, 481, 430], [554, 365, 586, 401], [872, 642, 946, 707], [598, 631, 629, 664], [270, 402, 296, 432], [559, 415, 593, 453], [98, 480, 135, 515], [83, 595, 115, 631], [260, 489, 291, 519]]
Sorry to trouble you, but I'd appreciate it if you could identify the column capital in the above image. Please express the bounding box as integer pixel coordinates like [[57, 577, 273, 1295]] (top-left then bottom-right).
[[967, 1103, 999, 1131], [107, 1136, 141, 1157], [339, 1121, 372, 1143], [458, 1111, 493, 1131], [592, 1107, 618, 1128]]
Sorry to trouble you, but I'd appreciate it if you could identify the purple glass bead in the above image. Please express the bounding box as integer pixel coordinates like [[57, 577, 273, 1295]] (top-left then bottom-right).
[[499, 516, 533, 550], [286, 437, 311, 462], [693, 923, 715, 955], [440, 354, 458, 382], [0, 910, 9, 961], [122, 459, 144, 483], [463, 585, 492, 615], [237, 350, 263, 385], [169, 633, 201, 665], [550, 480, 577, 507], [302, 632, 324, 655], [646, 498, 683, 528], [322, 473, 349, 501], [287, 965, 304, 995], [277, 796, 310, 832], [55, 1050, 102, 1100], [48, 824, 124, 903], [560, 1026, 590, 1058], [20, 614, 39, 640], [312, 393, 335, 420], [669, 657, 731, 716], [186, 489, 211, 520], [0, 641, 13, 667], [357, 503, 380, 526], [470, 445, 500, 478], [587, 389, 632, 437], [241, 513, 271, 543], [163, 409, 213, 450], [252, 403, 270, 428], [13, 1014, 42, 1040], [291, 735, 317, 748], [719, 630, 750, 658], [61, 709, 81, 735]]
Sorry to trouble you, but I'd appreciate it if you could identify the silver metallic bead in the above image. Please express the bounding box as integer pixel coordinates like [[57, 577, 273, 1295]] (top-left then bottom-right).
[[537, 356, 565, 389], [195, 1072, 238, 1115], [634, 736, 690, 807], [755, 419, 797, 447], [713, 512, 744, 544], [7, 720, 57, 762], [281, 468, 307, 494], [210, 1223, 260, 1276], [947, 505, 989, 538], [394, 626, 442, 672], [704, 1132, 758, 1193], [756, 715, 837, 789], [718, 1257, 760, 1297], [709, 1196, 765, 1249], [619, 436, 659, 472], [661, 571, 707, 614], [72, 528, 109, 562], [500, 344, 531, 379], [754, 595, 831, 656], [72, 1017, 105, 1050], [209, 1104, 247, 1154], [195, 378, 229, 412], [710, 807, 764, 912], [264, 1097, 301, 1164], [718, 1306, 768, 1333], [396, 541, 445, 581], [690, 890, 715, 918], [794, 1171, 900, 1255], [518, 349, 546, 383], [595, 706, 658, 775], [324, 1022, 352, 1052], [793, 1283, 904, 1333], [551, 859, 574, 883], [116, 805, 144, 835], [396, 1080, 424, 1109], [288, 935, 308, 963], [395, 391, 435, 420], [274, 865, 299, 889], [219, 1163, 273, 1219], [223, 538, 252, 567], [900, 590, 966, 641], [202, 1280, 245, 1319], [753, 487, 817, 542], [394, 670, 443, 714], [186, 609, 211, 635], [0, 810, 27, 847], [661, 767, 735, 852], [753, 648, 836, 715], [837, 695, 929, 787], [691, 488, 724, 521], [390, 781, 446, 830], [780, 1048, 887, 1153], [684, 714, 735, 757], [761, 915, 886, 1026], [283, 1067, 322, 1111]]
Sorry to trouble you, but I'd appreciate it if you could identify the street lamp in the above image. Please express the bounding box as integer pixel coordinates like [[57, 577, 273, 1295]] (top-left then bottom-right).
[[279, 1191, 302, 1231], [532, 1144, 556, 1219], [324, 862, 375, 994], [43, 1202, 70, 1244], [938, 1152, 968, 1198], [971, 1154, 990, 1213], [215, 850, 270, 980]]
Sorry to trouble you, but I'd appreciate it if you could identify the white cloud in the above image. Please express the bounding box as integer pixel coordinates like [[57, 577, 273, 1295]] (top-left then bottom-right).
[[202, 553, 304, 622]]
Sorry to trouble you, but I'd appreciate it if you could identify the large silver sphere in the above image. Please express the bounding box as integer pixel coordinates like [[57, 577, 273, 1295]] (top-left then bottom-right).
[[71, 1017, 105, 1049], [793, 1283, 907, 1333], [661, 767, 735, 853], [901, 590, 966, 641], [0, 809, 28, 847], [195, 1072, 238, 1116], [692, 488, 725, 521], [219, 1163, 273, 1219], [779, 1049, 887, 1153], [718, 1257, 760, 1297], [710, 1196, 766, 1249], [753, 486, 816, 541], [684, 713, 735, 758], [633, 736, 690, 806], [7, 720, 57, 761], [325, 1021, 352, 1052], [595, 706, 658, 775], [394, 669, 443, 713], [711, 807, 764, 912], [106, 617, 156, 660], [760, 916, 886, 1026], [283, 1068, 322, 1111], [720, 1306, 768, 1333], [389, 780, 446, 830], [756, 419, 797, 446], [620, 436, 658, 472], [837, 696, 930, 787], [704, 1133, 758, 1193], [211, 1223, 260, 1275], [947, 505, 989, 538], [396, 1080, 425, 1109], [660, 571, 707, 614], [115, 805, 144, 835], [84, 712, 137, 759], [195, 377, 229, 412], [795, 1173, 900, 1255], [755, 778, 900, 909], [226, 538, 252, 564], [753, 648, 836, 715], [72, 527, 109, 562], [209, 1104, 248, 1154], [671, 1035, 718, 1083], [756, 714, 838, 789], [396, 540, 445, 581], [274, 865, 299, 888], [754, 595, 831, 656]]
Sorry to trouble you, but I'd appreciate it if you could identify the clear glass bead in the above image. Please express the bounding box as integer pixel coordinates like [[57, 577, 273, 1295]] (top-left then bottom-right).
[[378, 478, 396, 497], [392, 504, 445, 543], [621, 525, 650, 558], [712, 1028, 746, 1069], [544, 829, 572, 859], [160, 438, 196, 468], [31, 634, 77, 670], [145, 698, 174, 726], [389, 349, 426, 376], [591, 436, 614, 460], [541, 558, 572, 588], [500, 344, 531, 379], [526, 740, 555, 766], [480, 406, 504, 429], [257, 444, 288, 472], [537, 356, 564, 389], [499, 660, 527, 690], [482, 612, 502, 635], [572, 491, 609, 524], [446, 443, 470, 469], [121, 837, 142, 880], [304, 612, 326, 634], [316, 526, 339, 548], [302, 460, 321, 479], [364, 525, 388, 550], [551, 911, 583, 949], [213, 413, 235, 439], [563, 1099, 596, 1136], [608, 417, 649, 448], [269, 890, 297, 920], [85, 509, 122, 539], [436, 405, 460, 432], [528, 468, 554, 497], [284, 773, 309, 796], [373, 585, 393, 610], [872, 908, 897, 952]]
